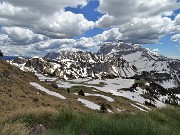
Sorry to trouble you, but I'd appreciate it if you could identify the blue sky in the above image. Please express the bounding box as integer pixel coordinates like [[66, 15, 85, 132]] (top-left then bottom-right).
[[142, 9, 180, 59], [65, 0, 104, 39], [67, 0, 180, 59], [0, 0, 179, 58], [143, 34, 180, 59], [66, 0, 103, 22]]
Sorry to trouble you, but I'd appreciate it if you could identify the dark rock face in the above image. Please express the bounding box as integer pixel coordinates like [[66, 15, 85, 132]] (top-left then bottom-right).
[[44, 52, 61, 60], [12, 57, 27, 64], [24, 58, 48, 72]]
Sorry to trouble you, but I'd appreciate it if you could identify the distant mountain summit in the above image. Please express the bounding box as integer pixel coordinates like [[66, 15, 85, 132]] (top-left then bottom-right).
[[11, 40, 180, 89], [97, 41, 180, 89], [97, 41, 143, 55]]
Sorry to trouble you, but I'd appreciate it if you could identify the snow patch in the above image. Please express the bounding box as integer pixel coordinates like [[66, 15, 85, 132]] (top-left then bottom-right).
[[74, 93, 114, 102], [160, 80, 177, 88], [30, 82, 66, 99], [130, 103, 148, 112], [135, 103, 151, 110], [78, 98, 112, 112], [78, 98, 100, 110], [84, 93, 114, 102], [35, 72, 57, 82]]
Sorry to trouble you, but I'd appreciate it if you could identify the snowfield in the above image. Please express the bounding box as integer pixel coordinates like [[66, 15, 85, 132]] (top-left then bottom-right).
[[122, 51, 170, 73], [30, 82, 66, 99], [74, 93, 114, 102], [57, 81, 80, 88], [35, 72, 57, 82], [56, 78, 166, 107], [85, 78, 135, 94], [78, 98, 100, 110], [84, 93, 114, 102]]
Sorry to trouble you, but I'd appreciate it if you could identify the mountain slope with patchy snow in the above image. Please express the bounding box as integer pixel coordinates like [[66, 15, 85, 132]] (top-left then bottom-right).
[[10, 40, 180, 89], [97, 41, 180, 89], [8, 41, 180, 108]]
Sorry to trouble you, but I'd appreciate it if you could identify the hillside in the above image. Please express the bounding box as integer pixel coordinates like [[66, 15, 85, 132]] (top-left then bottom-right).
[[0, 61, 64, 117], [1, 60, 153, 118], [0, 61, 98, 117]]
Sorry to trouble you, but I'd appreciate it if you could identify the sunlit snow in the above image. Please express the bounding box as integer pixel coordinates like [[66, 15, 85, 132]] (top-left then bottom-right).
[[78, 98, 112, 112], [30, 82, 66, 99]]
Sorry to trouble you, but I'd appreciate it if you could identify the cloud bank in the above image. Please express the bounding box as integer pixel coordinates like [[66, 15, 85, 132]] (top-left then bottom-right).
[[0, 0, 179, 56]]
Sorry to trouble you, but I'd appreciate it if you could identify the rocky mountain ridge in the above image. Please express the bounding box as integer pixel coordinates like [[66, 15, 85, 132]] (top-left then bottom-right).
[[10, 41, 180, 90]]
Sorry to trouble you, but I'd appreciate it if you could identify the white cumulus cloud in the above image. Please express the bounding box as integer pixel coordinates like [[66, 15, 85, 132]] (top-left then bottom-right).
[[171, 34, 180, 42], [0, 1, 93, 39], [35, 10, 94, 38], [0, 0, 180, 56], [0, 27, 47, 45], [96, 0, 180, 44]]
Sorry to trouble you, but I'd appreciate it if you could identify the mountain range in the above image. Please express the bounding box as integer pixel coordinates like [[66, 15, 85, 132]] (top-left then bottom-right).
[[11, 41, 180, 90]]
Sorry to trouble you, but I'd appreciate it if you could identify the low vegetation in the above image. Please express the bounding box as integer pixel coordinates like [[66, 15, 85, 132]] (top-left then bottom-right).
[[78, 89, 85, 96], [68, 80, 106, 87], [0, 50, 3, 60], [0, 107, 180, 135], [133, 79, 148, 87], [90, 82, 107, 87], [100, 103, 107, 113]]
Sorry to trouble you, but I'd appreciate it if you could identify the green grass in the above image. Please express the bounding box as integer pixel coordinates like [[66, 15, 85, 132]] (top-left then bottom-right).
[[66, 85, 95, 93], [46, 107, 180, 135], [135, 79, 147, 84], [1, 107, 180, 135]]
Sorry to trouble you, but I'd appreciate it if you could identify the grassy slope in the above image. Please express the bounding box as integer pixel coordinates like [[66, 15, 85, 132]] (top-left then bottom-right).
[[0, 107, 180, 135], [0, 61, 99, 117]]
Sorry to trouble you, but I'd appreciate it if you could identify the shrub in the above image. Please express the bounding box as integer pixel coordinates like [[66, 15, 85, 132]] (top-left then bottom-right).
[[0, 50, 3, 60], [51, 83, 58, 89], [78, 90, 85, 96], [144, 101, 156, 107], [100, 104, 107, 113], [67, 88, 70, 93]]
